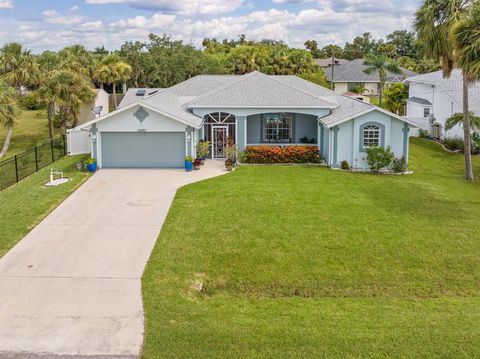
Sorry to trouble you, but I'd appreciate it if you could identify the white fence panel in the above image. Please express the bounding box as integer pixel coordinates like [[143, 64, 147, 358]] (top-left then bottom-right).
[[67, 129, 90, 155]]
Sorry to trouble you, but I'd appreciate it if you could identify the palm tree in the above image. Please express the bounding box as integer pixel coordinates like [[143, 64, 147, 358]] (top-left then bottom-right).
[[452, 0, 480, 172], [116, 61, 132, 95], [38, 70, 95, 138], [95, 55, 132, 109], [414, 0, 474, 181], [0, 81, 16, 158], [363, 53, 402, 106], [0, 43, 39, 95], [445, 112, 480, 131]]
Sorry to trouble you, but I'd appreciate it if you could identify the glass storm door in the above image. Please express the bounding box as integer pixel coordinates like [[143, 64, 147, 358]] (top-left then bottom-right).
[[212, 126, 228, 159]]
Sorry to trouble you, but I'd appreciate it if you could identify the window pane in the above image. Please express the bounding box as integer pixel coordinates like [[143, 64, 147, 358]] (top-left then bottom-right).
[[363, 125, 380, 147]]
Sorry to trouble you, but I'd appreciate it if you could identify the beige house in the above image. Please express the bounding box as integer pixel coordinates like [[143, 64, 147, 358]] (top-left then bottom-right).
[[326, 59, 416, 97], [78, 89, 109, 125]]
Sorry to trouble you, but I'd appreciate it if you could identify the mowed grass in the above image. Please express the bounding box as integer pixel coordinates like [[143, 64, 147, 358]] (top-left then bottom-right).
[[0, 106, 58, 158], [0, 155, 91, 258], [142, 138, 480, 358]]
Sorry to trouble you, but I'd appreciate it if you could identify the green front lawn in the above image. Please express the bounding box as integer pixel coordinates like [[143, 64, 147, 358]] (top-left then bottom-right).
[[0, 155, 91, 258], [142, 138, 480, 358]]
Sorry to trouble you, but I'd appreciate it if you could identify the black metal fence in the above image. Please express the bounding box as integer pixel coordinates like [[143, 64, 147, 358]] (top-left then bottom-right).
[[0, 136, 67, 191]]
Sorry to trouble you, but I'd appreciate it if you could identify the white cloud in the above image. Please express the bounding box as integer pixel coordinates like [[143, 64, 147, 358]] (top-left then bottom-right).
[[42, 9, 85, 25], [85, 0, 243, 15], [70, 5, 80, 11], [0, 0, 13, 9], [1, 1, 419, 53], [78, 20, 104, 31]]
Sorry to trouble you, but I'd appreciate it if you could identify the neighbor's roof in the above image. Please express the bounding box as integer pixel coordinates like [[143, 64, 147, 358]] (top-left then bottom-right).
[[315, 57, 350, 68], [408, 97, 432, 106], [187, 71, 338, 108], [326, 59, 417, 83], [119, 88, 163, 108], [404, 69, 480, 115]]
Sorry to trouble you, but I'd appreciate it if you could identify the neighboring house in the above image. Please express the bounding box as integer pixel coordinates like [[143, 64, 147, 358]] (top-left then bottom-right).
[[77, 89, 109, 125], [404, 69, 480, 138], [68, 71, 417, 170], [326, 59, 417, 96], [343, 91, 371, 104]]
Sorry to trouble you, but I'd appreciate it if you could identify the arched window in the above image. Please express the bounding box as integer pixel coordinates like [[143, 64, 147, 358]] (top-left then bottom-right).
[[360, 122, 385, 151], [363, 125, 380, 147]]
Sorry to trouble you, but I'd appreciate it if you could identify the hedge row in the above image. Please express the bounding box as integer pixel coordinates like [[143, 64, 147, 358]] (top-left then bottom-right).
[[243, 146, 321, 164]]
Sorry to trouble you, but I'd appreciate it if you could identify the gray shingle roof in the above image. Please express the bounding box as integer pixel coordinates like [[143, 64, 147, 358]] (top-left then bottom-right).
[[118, 88, 163, 108], [327, 59, 417, 83], [169, 75, 238, 97], [78, 71, 417, 131], [405, 69, 480, 115], [187, 71, 338, 108], [315, 57, 350, 68]]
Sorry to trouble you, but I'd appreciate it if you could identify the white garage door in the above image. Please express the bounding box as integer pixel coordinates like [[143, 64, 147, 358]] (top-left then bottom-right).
[[101, 132, 186, 168]]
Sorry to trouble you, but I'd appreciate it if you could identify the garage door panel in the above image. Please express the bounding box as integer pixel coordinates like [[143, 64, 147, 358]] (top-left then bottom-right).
[[101, 132, 185, 168]]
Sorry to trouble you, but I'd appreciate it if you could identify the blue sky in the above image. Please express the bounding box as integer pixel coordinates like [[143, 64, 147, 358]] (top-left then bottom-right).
[[0, 0, 422, 53]]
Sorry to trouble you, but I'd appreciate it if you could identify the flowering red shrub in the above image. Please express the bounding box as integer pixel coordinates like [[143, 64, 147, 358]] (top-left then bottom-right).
[[243, 146, 321, 164]]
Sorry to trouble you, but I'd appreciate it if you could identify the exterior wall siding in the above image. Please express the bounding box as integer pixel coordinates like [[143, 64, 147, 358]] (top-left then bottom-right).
[[407, 82, 463, 138], [332, 111, 408, 169]]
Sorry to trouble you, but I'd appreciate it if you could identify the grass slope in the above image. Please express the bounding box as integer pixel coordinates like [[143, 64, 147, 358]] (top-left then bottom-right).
[[0, 156, 91, 258], [142, 138, 480, 358], [0, 107, 57, 158]]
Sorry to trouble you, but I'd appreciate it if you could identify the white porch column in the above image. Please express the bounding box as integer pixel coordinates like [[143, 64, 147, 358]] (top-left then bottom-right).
[[237, 116, 247, 151]]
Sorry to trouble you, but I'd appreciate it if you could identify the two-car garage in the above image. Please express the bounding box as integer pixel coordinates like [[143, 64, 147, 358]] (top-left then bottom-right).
[[100, 132, 186, 168], [69, 100, 201, 169]]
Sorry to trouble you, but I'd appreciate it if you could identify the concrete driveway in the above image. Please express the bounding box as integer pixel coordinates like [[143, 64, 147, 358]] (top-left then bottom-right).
[[0, 161, 225, 358]]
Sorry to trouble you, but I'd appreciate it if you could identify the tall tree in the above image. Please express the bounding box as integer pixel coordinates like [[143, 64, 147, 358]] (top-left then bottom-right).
[[415, 0, 473, 181], [452, 0, 480, 171], [386, 30, 417, 58], [363, 53, 402, 106], [0, 43, 38, 95], [38, 70, 95, 138], [116, 61, 132, 95], [0, 81, 16, 157]]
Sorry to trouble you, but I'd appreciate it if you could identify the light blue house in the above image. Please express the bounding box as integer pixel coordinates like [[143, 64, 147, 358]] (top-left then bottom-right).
[[70, 71, 417, 170]]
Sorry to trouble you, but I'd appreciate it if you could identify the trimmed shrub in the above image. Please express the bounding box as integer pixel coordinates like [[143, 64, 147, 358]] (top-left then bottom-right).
[[471, 132, 480, 155], [391, 157, 408, 173], [443, 137, 464, 152], [365, 146, 394, 172], [243, 146, 321, 164], [340, 160, 350, 170]]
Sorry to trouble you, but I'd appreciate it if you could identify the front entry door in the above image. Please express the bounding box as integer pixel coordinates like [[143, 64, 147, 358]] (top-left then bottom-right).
[[212, 126, 228, 159]]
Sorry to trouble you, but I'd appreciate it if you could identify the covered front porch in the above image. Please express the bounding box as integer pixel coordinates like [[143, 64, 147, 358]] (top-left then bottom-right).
[[199, 111, 325, 159]]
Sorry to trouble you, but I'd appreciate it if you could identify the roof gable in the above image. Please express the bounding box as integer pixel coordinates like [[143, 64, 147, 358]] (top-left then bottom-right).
[[187, 71, 338, 108]]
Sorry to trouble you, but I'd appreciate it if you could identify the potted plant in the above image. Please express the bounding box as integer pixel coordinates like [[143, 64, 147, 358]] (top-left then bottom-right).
[[197, 140, 210, 164], [185, 156, 193, 172], [225, 158, 233, 171], [224, 139, 238, 169], [85, 158, 97, 172], [76, 161, 83, 171], [193, 158, 201, 170]]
